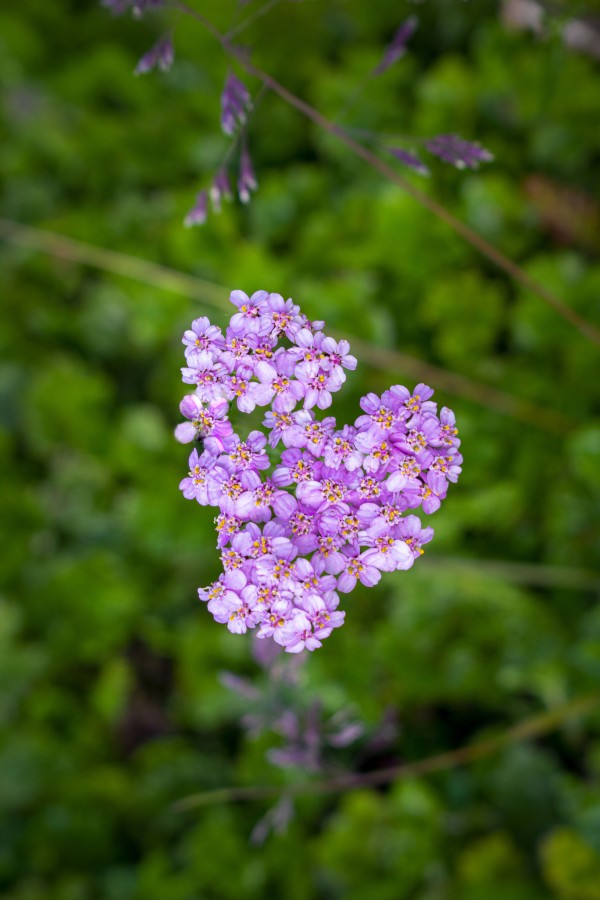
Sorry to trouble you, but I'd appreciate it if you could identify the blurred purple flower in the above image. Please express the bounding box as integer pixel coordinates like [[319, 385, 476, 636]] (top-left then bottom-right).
[[184, 190, 208, 227], [221, 73, 252, 136], [425, 133, 494, 169], [134, 35, 174, 75], [210, 169, 233, 212], [250, 795, 294, 846], [238, 138, 258, 203], [219, 671, 261, 701], [102, 0, 163, 16], [374, 16, 418, 75], [388, 147, 430, 176]]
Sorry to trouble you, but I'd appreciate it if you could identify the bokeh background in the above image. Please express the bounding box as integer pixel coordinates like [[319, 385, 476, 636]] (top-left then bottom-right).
[[2, 0, 600, 897]]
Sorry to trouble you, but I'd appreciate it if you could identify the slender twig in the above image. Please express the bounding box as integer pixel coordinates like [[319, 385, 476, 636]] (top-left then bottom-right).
[[0, 218, 573, 435], [224, 0, 283, 42], [352, 337, 571, 434], [172, 1, 600, 347], [0, 218, 226, 311], [172, 693, 600, 810], [427, 556, 600, 591]]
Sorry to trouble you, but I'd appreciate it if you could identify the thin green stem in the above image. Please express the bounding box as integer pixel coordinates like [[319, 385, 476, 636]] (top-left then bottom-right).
[[173, 1, 600, 347], [0, 218, 573, 435], [172, 693, 600, 810], [427, 556, 600, 591], [224, 0, 283, 42]]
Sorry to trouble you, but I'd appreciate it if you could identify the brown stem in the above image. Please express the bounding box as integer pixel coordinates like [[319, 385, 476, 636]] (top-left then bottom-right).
[[172, 693, 600, 811], [174, 1, 600, 347]]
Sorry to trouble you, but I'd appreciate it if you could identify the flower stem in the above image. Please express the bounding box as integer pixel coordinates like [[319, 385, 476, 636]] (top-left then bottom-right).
[[172, 692, 600, 811], [173, 1, 600, 347]]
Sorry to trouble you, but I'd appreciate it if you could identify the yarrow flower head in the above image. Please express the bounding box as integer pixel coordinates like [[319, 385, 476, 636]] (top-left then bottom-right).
[[176, 290, 462, 653]]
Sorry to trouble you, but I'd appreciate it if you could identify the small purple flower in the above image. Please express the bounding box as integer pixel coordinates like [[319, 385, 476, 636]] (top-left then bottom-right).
[[425, 134, 494, 170], [430, 450, 463, 486], [311, 533, 347, 575], [235, 478, 297, 522], [337, 552, 381, 593], [391, 416, 442, 467], [221, 73, 252, 136], [385, 454, 423, 495], [297, 472, 352, 511], [387, 383, 436, 420], [232, 522, 293, 561], [226, 431, 270, 472], [354, 433, 393, 473], [263, 410, 298, 448], [229, 289, 270, 334], [184, 190, 209, 227], [273, 449, 316, 486], [439, 407, 461, 449], [238, 137, 258, 203], [358, 500, 406, 535], [320, 336, 357, 379], [323, 426, 363, 471], [355, 393, 399, 437], [210, 169, 233, 212], [255, 553, 298, 588], [299, 594, 345, 639], [182, 317, 226, 358], [179, 448, 228, 505], [181, 349, 228, 401], [213, 584, 262, 634], [274, 610, 322, 654], [374, 16, 418, 76], [286, 508, 319, 552], [199, 568, 246, 604], [419, 469, 447, 515], [175, 395, 232, 446], [265, 294, 301, 339], [361, 531, 414, 572], [134, 35, 173, 75], [396, 515, 434, 559], [215, 513, 244, 547], [388, 147, 430, 177], [250, 360, 305, 413], [256, 599, 292, 640], [296, 362, 342, 411], [217, 467, 261, 515]]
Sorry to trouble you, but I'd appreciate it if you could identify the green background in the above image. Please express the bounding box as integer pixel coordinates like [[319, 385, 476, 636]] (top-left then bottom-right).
[[1, 0, 600, 896]]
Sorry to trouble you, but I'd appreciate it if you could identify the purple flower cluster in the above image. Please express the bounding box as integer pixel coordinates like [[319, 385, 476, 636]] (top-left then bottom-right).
[[374, 16, 418, 76], [221, 74, 252, 136], [177, 290, 462, 653], [134, 35, 174, 75], [425, 134, 494, 170], [184, 72, 257, 226], [388, 134, 494, 178]]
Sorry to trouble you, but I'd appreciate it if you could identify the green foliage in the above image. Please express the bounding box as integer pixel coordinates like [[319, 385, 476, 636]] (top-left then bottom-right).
[[1, 0, 599, 897]]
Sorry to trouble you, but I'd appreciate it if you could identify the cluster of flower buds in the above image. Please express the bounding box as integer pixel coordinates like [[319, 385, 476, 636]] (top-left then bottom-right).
[[184, 73, 257, 226], [134, 34, 174, 75], [389, 134, 494, 177], [176, 290, 462, 653], [221, 73, 252, 136]]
